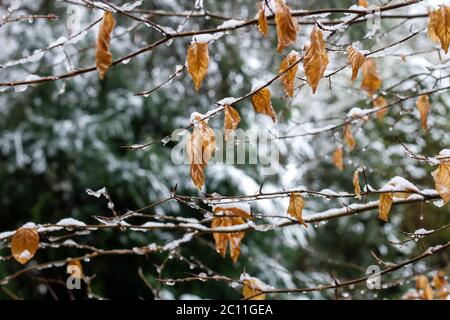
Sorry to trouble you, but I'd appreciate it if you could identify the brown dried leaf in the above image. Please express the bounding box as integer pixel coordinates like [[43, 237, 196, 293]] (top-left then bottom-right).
[[251, 87, 276, 122], [242, 278, 266, 300], [187, 42, 209, 91], [258, 4, 269, 37], [211, 217, 231, 258], [187, 116, 215, 189], [428, 5, 450, 54], [378, 192, 393, 222], [360, 59, 382, 96], [224, 104, 241, 142], [373, 96, 388, 119], [416, 275, 434, 300], [353, 169, 361, 199], [431, 162, 450, 205], [95, 12, 116, 80], [67, 260, 83, 279], [343, 124, 356, 151], [347, 46, 365, 83], [11, 227, 39, 264], [303, 27, 329, 93], [287, 193, 307, 226], [275, 0, 298, 53], [433, 271, 448, 289], [333, 146, 344, 171], [211, 213, 246, 263], [416, 95, 431, 132], [279, 50, 300, 97]]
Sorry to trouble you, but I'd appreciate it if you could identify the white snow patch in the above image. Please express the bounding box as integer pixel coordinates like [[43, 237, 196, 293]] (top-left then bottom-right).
[[56, 218, 86, 227]]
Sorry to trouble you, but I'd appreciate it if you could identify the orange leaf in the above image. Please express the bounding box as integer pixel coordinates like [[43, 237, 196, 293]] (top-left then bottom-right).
[[242, 276, 266, 300], [428, 5, 450, 54], [378, 192, 393, 222], [353, 168, 362, 199], [95, 12, 116, 80], [303, 27, 329, 93], [358, 0, 369, 7], [187, 42, 209, 90], [275, 0, 298, 53], [416, 95, 431, 132], [251, 88, 276, 122], [343, 124, 356, 151], [224, 104, 241, 142], [333, 146, 344, 171], [347, 46, 365, 83], [187, 115, 215, 189], [416, 275, 434, 300], [287, 193, 307, 226], [431, 161, 450, 205], [11, 227, 39, 264], [279, 50, 300, 97], [258, 3, 269, 37], [373, 96, 388, 119], [211, 212, 246, 263], [360, 59, 382, 96]]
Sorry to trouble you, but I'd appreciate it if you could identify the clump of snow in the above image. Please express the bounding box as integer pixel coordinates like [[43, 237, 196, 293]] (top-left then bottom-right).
[[163, 233, 194, 251], [380, 176, 419, 193], [217, 97, 237, 105], [191, 34, 221, 44], [19, 250, 31, 260], [119, 0, 142, 11], [86, 187, 107, 198], [437, 149, 450, 158], [22, 222, 37, 229], [62, 239, 78, 246], [0, 231, 16, 240], [217, 19, 246, 29], [56, 218, 86, 227]]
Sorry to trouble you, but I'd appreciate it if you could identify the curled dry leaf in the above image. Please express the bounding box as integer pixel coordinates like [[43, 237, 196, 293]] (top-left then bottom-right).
[[343, 124, 356, 151], [431, 161, 450, 205], [378, 192, 393, 222], [251, 87, 276, 122], [187, 115, 216, 190], [333, 146, 344, 171], [428, 5, 450, 54], [67, 260, 83, 279], [416, 275, 434, 300], [353, 168, 361, 199], [187, 42, 209, 91], [242, 278, 266, 300], [374, 96, 388, 119], [303, 27, 329, 93], [360, 59, 382, 96], [95, 12, 116, 80], [275, 0, 298, 53], [416, 95, 431, 132], [258, 3, 269, 37], [347, 46, 365, 83], [287, 192, 307, 226], [433, 271, 448, 289], [211, 212, 246, 263], [11, 227, 39, 264], [224, 104, 241, 142], [279, 50, 300, 97]]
